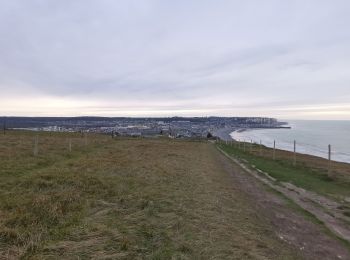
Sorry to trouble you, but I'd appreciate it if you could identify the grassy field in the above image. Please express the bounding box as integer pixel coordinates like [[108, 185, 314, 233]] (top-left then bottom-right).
[[217, 141, 350, 201], [0, 131, 301, 259]]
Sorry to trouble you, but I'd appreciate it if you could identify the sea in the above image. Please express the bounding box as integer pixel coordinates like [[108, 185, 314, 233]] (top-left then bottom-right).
[[230, 120, 350, 163]]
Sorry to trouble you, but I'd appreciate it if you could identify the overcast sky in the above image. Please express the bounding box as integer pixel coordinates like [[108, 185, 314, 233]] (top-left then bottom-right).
[[0, 0, 349, 119]]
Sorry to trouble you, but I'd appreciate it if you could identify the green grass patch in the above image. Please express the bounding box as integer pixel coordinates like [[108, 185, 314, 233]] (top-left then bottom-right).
[[218, 143, 350, 200]]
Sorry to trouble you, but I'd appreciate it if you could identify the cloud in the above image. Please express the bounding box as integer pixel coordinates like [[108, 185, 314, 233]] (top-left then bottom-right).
[[0, 0, 350, 118]]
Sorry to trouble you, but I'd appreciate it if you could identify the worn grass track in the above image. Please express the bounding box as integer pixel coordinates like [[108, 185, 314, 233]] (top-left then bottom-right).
[[218, 142, 350, 203], [0, 131, 302, 259], [220, 142, 350, 202]]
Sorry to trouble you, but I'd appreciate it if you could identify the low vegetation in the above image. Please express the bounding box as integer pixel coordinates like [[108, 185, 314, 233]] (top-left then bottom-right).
[[217, 141, 350, 201], [0, 131, 300, 259]]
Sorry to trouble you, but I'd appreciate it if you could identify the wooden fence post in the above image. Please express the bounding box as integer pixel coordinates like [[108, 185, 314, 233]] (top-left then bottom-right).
[[33, 135, 38, 156], [259, 140, 262, 156], [69, 138, 72, 152], [328, 144, 331, 174], [293, 140, 296, 166], [273, 140, 276, 160]]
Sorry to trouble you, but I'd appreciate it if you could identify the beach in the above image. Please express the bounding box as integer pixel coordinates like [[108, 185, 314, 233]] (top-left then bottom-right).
[[213, 127, 235, 141]]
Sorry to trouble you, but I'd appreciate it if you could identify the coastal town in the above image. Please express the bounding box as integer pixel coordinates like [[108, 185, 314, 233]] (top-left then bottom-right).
[[1, 116, 288, 139]]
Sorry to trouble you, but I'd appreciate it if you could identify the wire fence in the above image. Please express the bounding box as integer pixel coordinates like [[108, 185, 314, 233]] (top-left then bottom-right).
[[217, 138, 341, 173], [0, 131, 113, 160]]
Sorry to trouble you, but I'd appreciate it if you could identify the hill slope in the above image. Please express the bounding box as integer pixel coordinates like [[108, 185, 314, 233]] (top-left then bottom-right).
[[0, 132, 348, 259]]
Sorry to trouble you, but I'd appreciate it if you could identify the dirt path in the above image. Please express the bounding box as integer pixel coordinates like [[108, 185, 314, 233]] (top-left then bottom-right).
[[220, 146, 350, 243], [214, 145, 350, 260]]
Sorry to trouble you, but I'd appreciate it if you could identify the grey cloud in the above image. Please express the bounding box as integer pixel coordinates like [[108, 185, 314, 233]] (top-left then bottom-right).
[[0, 0, 350, 118]]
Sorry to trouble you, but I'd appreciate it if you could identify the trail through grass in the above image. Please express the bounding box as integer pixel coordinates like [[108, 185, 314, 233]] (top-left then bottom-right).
[[218, 142, 350, 200]]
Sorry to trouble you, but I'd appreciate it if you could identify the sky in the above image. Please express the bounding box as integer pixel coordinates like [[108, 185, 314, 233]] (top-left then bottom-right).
[[0, 0, 350, 119]]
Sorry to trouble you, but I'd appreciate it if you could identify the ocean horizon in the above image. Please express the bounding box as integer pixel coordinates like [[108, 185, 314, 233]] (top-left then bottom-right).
[[230, 120, 350, 163]]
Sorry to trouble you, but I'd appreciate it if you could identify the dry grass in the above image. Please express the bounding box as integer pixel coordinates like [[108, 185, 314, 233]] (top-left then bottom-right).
[[0, 131, 300, 259]]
